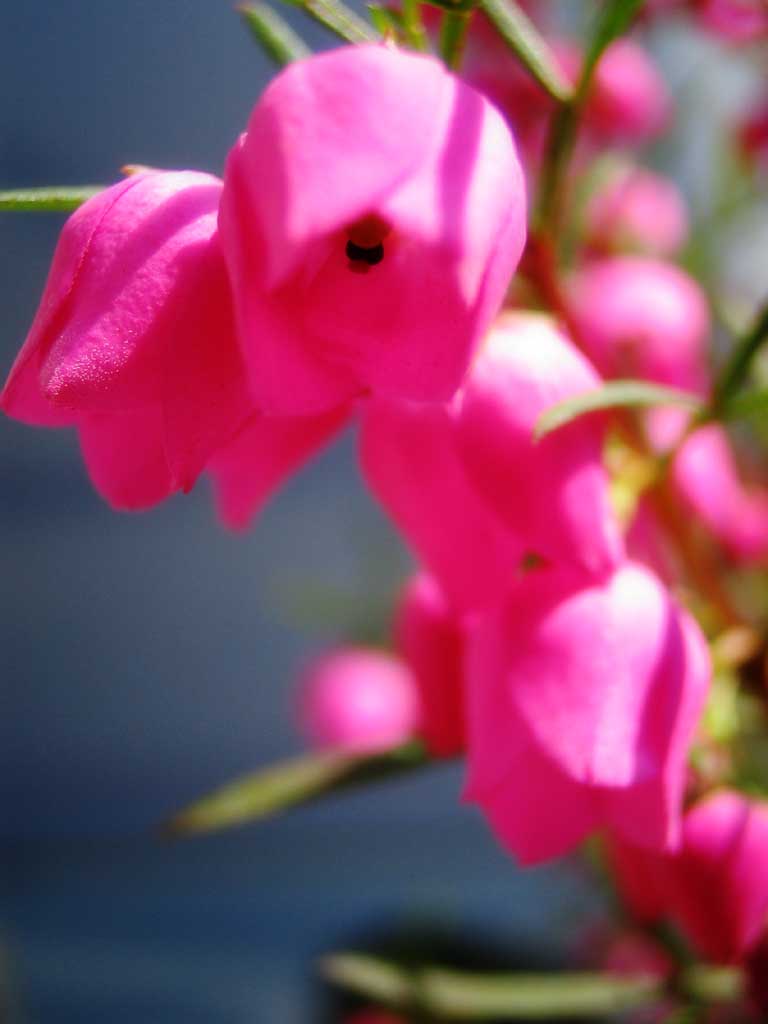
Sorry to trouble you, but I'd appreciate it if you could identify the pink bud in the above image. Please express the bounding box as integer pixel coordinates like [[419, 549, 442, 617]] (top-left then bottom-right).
[[219, 45, 527, 414], [696, 0, 768, 42], [394, 573, 466, 757], [739, 95, 768, 167], [452, 312, 624, 577], [2, 172, 252, 510], [583, 39, 673, 144], [672, 424, 768, 562], [584, 166, 689, 257], [465, 563, 710, 864], [299, 648, 419, 754], [611, 790, 768, 963], [568, 257, 711, 395]]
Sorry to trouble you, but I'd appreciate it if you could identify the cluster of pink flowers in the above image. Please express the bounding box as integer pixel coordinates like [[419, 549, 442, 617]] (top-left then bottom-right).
[[5, 2, 768, 1000]]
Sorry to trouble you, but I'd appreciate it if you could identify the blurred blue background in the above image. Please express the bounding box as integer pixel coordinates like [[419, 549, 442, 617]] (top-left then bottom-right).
[[2, 2, 766, 1021]]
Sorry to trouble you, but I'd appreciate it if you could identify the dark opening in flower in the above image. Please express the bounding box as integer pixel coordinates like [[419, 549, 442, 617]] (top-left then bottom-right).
[[345, 239, 384, 266]]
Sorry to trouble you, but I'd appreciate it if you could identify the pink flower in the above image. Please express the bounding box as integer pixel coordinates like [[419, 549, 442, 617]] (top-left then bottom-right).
[[394, 572, 466, 756], [451, 312, 624, 578], [672, 424, 768, 562], [298, 647, 419, 753], [696, 0, 768, 42], [568, 257, 711, 395], [611, 790, 768, 963], [219, 44, 527, 415], [584, 165, 689, 257], [360, 397, 525, 613], [464, 562, 710, 864], [2, 171, 252, 510], [581, 38, 672, 145], [739, 95, 768, 167]]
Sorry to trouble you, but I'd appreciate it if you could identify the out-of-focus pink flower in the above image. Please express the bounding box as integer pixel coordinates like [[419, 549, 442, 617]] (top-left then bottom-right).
[[611, 790, 768, 963], [465, 563, 710, 864], [394, 572, 466, 756], [568, 257, 711, 395], [299, 647, 419, 753], [209, 406, 351, 529], [452, 312, 623, 578], [696, 0, 768, 42], [219, 44, 527, 415], [360, 397, 524, 614], [2, 171, 251, 510], [555, 38, 673, 146], [584, 165, 689, 257], [739, 95, 768, 167], [672, 424, 768, 562]]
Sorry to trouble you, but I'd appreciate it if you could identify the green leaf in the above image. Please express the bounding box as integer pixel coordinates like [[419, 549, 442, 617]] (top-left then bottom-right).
[[165, 741, 429, 836], [367, 3, 404, 36], [534, 380, 703, 441], [322, 954, 743, 1019], [477, 0, 573, 102], [239, 3, 312, 64], [0, 186, 105, 212], [577, 0, 645, 104], [282, 0, 378, 44], [722, 387, 768, 421], [709, 298, 768, 417]]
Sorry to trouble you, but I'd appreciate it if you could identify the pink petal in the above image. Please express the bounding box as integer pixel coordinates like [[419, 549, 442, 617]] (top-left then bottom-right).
[[78, 406, 174, 510], [1, 178, 141, 425], [36, 172, 225, 412], [673, 424, 768, 562], [209, 405, 351, 530], [360, 397, 524, 613], [452, 312, 623, 575], [394, 572, 466, 756]]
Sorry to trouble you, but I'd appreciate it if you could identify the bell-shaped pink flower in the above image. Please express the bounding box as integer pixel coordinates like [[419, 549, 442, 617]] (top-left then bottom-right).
[[298, 647, 420, 753], [464, 562, 710, 864], [584, 165, 689, 257], [360, 397, 524, 613], [568, 257, 711, 395], [696, 0, 768, 42], [219, 44, 527, 415], [611, 790, 768, 963], [672, 424, 768, 562], [2, 171, 252, 510], [394, 572, 466, 757], [452, 312, 624, 578]]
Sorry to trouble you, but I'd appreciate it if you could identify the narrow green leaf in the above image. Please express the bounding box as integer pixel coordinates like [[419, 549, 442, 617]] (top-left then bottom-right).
[[322, 954, 743, 1019], [439, 9, 471, 69], [577, 0, 645, 104], [239, 3, 312, 64], [710, 298, 768, 417], [722, 387, 768, 421], [282, 0, 378, 44], [367, 3, 404, 37], [534, 380, 703, 441], [0, 186, 104, 212], [165, 741, 428, 836], [477, 0, 573, 102]]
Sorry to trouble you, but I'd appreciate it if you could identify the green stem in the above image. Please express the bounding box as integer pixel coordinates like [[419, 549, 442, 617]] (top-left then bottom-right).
[[401, 0, 429, 50], [709, 299, 768, 418], [440, 9, 471, 70]]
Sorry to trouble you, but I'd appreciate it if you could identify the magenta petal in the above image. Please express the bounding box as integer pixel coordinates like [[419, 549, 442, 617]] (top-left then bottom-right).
[[35, 172, 225, 412], [360, 397, 524, 613], [453, 313, 623, 575], [394, 572, 466, 757], [673, 424, 768, 562], [78, 407, 174, 510], [209, 406, 351, 530], [1, 178, 141, 426]]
